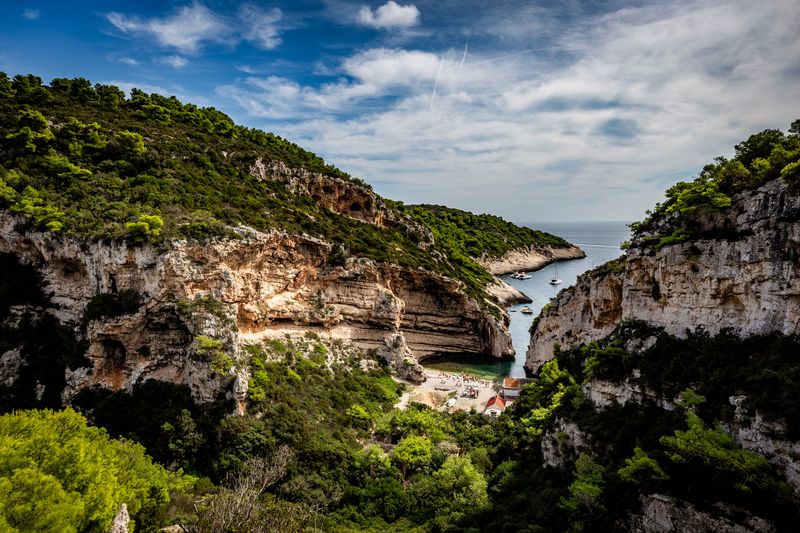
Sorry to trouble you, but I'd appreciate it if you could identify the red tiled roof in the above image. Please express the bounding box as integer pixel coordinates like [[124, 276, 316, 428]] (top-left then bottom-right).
[[485, 395, 506, 410], [503, 377, 521, 389]]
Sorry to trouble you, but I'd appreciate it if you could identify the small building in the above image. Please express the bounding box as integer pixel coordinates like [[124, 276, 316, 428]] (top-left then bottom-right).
[[484, 395, 506, 417], [502, 377, 522, 398]]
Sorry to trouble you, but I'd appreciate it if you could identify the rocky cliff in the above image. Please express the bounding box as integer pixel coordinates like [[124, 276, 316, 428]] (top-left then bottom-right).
[[527, 178, 800, 372], [519, 130, 800, 531], [478, 243, 585, 276], [0, 211, 514, 406]]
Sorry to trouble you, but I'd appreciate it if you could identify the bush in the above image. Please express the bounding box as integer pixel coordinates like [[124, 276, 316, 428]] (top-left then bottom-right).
[[0, 408, 186, 532]]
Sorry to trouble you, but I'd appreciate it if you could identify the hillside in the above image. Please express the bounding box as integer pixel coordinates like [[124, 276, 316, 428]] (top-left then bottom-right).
[[0, 74, 596, 530], [0, 74, 574, 308], [0, 74, 581, 397], [403, 204, 585, 275], [514, 120, 800, 531]]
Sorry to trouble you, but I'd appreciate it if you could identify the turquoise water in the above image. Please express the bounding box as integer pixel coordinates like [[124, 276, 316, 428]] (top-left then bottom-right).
[[420, 354, 512, 381], [422, 221, 631, 378]]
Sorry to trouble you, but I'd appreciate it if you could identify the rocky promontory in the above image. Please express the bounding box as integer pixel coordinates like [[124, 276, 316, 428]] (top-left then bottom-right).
[[478, 243, 585, 276], [527, 177, 800, 372]]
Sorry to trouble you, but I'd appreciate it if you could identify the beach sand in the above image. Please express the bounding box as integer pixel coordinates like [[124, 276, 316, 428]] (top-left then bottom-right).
[[395, 369, 500, 413]]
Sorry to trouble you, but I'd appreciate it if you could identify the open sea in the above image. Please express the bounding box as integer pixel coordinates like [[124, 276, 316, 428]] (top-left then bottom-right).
[[422, 221, 632, 380]]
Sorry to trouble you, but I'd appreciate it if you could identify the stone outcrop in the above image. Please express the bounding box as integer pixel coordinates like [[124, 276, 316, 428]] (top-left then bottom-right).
[[541, 418, 589, 467], [249, 159, 433, 244], [478, 244, 585, 276], [527, 178, 800, 372], [726, 395, 800, 494], [0, 213, 513, 403], [485, 279, 532, 306], [250, 158, 389, 227], [627, 493, 775, 533], [582, 375, 675, 411], [109, 503, 129, 533]]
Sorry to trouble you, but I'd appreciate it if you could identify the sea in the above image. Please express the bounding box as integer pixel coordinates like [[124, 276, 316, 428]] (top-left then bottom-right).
[[422, 221, 632, 380]]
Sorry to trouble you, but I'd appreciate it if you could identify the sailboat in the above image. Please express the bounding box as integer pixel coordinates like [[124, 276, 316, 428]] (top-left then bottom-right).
[[549, 262, 562, 285]]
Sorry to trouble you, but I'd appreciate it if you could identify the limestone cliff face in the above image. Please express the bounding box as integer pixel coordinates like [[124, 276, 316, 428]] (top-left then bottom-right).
[[526, 265, 623, 372], [250, 158, 432, 243], [478, 244, 585, 276], [0, 213, 512, 403], [527, 178, 800, 372], [627, 493, 775, 533]]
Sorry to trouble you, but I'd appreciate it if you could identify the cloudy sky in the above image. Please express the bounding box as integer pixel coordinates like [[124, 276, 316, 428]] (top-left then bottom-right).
[[1, 1, 799, 222]]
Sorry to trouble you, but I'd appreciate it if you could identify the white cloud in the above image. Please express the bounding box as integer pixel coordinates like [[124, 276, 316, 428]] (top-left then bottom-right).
[[239, 4, 282, 50], [106, 3, 232, 54], [220, 0, 800, 221], [117, 56, 139, 66], [159, 55, 188, 69], [357, 1, 420, 29], [22, 9, 39, 21]]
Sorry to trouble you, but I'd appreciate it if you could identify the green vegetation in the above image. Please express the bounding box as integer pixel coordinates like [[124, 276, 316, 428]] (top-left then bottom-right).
[[0, 73, 572, 313], [630, 119, 800, 247], [0, 408, 189, 532], [402, 203, 571, 259]]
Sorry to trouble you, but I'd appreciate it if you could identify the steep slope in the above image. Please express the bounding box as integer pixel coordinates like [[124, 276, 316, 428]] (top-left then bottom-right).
[[0, 74, 579, 410], [527, 127, 800, 371], [403, 204, 585, 275], [508, 122, 800, 531]]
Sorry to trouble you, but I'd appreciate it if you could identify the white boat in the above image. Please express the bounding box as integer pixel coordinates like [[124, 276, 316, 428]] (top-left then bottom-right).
[[549, 263, 562, 285], [520, 306, 534, 314], [510, 271, 531, 280]]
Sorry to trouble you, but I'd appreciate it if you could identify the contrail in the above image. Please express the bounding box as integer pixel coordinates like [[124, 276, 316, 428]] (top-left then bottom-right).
[[453, 34, 469, 94], [429, 55, 444, 110], [458, 35, 469, 75]]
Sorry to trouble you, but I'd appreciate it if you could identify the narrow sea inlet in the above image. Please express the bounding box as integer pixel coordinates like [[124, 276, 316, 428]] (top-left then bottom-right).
[[423, 221, 631, 379]]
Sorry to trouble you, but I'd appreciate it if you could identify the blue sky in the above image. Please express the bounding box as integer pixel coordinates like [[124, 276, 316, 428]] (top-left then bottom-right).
[[1, 1, 799, 222]]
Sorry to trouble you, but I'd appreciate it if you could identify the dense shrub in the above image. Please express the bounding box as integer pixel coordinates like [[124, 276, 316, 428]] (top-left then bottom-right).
[[0, 408, 189, 532]]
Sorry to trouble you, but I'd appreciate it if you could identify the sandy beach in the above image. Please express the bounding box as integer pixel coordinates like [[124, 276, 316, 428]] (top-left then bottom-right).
[[395, 368, 501, 413]]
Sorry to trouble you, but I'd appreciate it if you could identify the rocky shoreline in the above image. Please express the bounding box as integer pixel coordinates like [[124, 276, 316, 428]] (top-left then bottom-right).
[[478, 244, 585, 276], [486, 278, 532, 306]]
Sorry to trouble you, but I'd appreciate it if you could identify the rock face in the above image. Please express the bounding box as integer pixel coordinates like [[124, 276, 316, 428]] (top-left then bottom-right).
[[582, 376, 675, 412], [526, 265, 624, 372], [478, 244, 585, 276], [541, 418, 589, 467], [0, 213, 512, 403], [726, 395, 800, 494], [250, 158, 432, 243], [527, 178, 800, 372], [250, 158, 389, 227], [485, 279, 532, 306], [627, 493, 774, 533]]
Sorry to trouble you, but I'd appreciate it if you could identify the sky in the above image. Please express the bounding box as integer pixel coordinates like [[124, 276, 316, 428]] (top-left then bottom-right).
[[1, 1, 799, 222]]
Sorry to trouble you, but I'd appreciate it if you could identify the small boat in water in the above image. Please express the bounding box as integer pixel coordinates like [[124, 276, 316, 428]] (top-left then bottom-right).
[[510, 271, 532, 280], [549, 263, 562, 285], [520, 306, 534, 314]]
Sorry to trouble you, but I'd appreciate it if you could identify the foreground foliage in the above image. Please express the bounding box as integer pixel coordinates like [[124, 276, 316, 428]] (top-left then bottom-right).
[[0, 408, 188, 532]]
